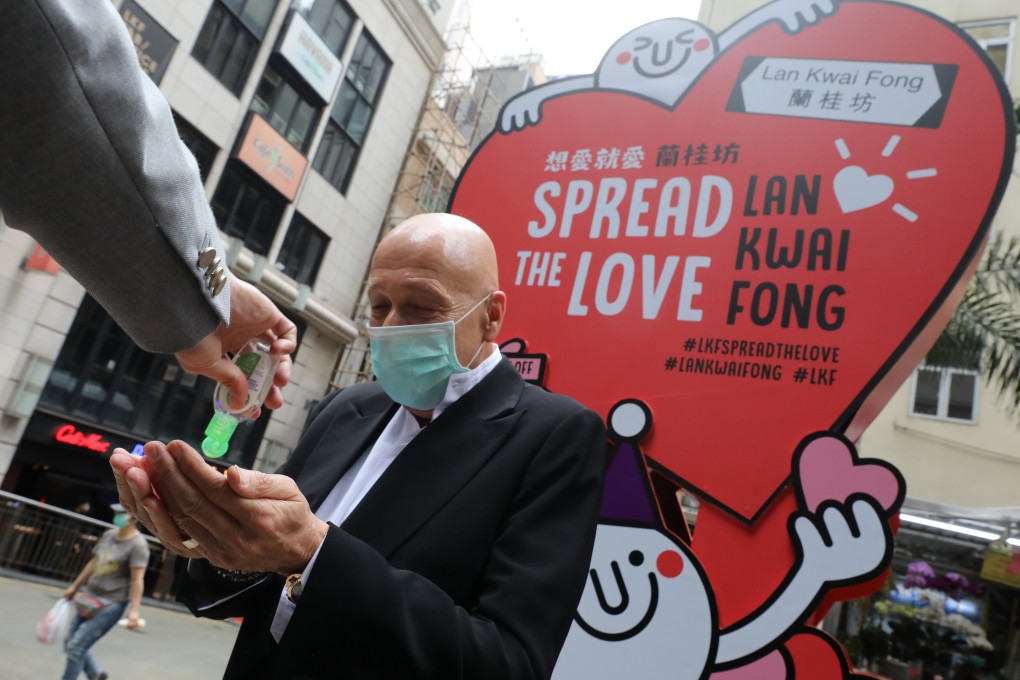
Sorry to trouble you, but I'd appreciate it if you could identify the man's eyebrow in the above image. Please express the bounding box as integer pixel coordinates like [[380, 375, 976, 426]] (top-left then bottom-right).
[[399, 279, 451, 300]]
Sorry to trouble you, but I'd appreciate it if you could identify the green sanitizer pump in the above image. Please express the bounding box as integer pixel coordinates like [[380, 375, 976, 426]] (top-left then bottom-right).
[[201, 340, 279, 458]]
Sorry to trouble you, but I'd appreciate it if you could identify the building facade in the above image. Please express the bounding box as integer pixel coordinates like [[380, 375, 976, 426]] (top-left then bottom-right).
[[0, 0, 449, 513]]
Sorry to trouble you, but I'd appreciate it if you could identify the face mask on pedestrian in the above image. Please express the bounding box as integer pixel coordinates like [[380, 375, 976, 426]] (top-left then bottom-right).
[[367, 294, 492, 410], [112, 513, 131, 528]]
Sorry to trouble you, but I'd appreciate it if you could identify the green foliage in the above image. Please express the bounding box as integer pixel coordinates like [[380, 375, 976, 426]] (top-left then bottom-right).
[[927, 233, 1020, 414]]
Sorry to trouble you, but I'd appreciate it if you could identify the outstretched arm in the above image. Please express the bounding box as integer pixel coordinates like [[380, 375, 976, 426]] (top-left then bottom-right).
[[0, 0, 228, 353], [499, 76, 595, 132], [715, 497, 889, 664]]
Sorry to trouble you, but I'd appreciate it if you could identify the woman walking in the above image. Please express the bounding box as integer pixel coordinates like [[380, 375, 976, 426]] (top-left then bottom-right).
[[61, 503, 150, 680]]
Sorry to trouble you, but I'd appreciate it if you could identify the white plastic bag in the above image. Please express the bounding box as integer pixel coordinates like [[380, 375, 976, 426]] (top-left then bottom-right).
[[36, 598, 73, 644]]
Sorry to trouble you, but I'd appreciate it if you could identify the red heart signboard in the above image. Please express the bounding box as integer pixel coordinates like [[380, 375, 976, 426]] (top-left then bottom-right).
[[451, 0, 1014, 522]]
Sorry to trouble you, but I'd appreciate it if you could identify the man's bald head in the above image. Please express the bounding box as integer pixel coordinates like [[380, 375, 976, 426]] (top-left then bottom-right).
[[373, 213, 499, 299], [367, 214, 507, 390]]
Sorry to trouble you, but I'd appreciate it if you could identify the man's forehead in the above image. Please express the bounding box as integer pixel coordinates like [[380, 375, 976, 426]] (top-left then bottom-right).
[[378, 222, 479, 269], [368, 272, 450, 298]]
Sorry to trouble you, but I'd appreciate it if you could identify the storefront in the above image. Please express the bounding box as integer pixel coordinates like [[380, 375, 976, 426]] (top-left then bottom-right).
[[828, 512, 1020, 680], [2, 412, 160, 518], [1, 294, 272, 515]]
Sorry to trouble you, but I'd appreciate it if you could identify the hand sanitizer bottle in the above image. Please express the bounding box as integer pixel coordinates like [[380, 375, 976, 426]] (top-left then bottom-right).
[[201, 340, 279, 458]]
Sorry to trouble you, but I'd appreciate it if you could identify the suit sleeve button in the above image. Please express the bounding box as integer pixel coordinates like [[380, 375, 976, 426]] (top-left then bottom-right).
[[197, 247, 217, 269]]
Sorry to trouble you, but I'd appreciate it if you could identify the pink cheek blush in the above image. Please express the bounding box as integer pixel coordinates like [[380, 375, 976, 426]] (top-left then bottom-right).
[[657, 550, 684, 578]]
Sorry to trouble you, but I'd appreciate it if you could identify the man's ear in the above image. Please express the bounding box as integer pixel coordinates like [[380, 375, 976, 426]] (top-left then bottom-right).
[[483, 291, 507, 342]]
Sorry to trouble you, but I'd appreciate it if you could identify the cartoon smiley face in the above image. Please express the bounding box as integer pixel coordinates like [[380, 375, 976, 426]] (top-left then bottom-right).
[[596, 19, 717, 105], [553, 523, 717, 679]]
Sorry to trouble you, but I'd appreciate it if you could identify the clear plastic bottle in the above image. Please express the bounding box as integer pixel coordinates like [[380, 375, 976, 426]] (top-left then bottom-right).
[[201, 340, 279, 458]]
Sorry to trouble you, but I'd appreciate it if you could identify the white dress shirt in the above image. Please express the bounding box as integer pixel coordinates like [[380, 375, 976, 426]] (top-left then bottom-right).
[[269, 345, 502, 641]]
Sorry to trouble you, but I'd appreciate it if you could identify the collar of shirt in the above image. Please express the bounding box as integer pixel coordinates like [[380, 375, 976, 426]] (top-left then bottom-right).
[[313, 343, 503, 527], [431, 343, 502, 421]]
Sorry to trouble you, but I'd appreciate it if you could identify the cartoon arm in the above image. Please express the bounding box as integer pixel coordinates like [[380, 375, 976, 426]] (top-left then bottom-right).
[[498, 75, 595, 133], [717, 0, 840, 52], [714, 497, 890, 664]]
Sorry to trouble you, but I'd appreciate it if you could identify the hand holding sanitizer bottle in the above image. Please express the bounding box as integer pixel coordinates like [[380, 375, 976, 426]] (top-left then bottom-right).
[[201, 340, 279, 458]]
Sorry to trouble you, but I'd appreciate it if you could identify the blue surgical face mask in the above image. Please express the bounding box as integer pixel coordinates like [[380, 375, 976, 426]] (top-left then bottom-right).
[[367, 295, 491, 410], [112, 513, 131, 528]]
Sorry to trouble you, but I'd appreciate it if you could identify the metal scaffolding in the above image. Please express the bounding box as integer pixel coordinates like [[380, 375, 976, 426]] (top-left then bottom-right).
[[328, 17, 547, 391]]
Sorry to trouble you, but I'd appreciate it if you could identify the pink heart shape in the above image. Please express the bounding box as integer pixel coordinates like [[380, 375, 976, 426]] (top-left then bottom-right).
[[796, 435, 902, 513], [710, 650, 787, 680]]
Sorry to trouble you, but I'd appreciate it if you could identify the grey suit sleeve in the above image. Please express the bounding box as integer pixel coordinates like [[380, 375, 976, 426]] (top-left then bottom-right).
[[0, 0, 230, 353]]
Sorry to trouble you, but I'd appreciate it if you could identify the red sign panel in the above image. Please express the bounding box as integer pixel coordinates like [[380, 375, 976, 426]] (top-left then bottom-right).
[[453, 2, 1014, 678], [453, 2, 1012, 523]]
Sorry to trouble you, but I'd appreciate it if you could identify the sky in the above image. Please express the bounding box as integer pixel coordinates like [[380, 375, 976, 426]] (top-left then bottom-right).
[[463, 0, 703, 77]]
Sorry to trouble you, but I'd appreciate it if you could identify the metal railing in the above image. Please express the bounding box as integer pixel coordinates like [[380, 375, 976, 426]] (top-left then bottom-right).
[[0, 490, 181, 603]]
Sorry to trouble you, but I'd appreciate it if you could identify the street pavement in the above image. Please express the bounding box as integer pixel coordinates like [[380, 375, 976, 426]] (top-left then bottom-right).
[[0, 573, 239, 679]]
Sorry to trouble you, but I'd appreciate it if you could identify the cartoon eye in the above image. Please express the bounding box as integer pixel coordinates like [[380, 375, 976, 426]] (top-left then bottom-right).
[[675, 29, 695, 45], [634, 36, 652, 51], [629, 550, 644, 567]]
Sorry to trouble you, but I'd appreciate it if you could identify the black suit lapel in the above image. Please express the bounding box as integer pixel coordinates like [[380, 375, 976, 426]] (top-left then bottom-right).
[[296, 389, 398, 511], [342, 360, 525, 557]]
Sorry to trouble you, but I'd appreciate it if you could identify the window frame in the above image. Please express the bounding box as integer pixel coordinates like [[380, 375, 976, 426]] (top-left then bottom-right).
[[192, 0, 278, 96], [275, 212, 330, 286], [210, 161, 286, 255], [420, 158, 454, 213], [960, 19, 1015, 83], [311, 31, 390, 193], [297, 0, 355, 58], [250, 66, 322, 152], [909, 364, 980, 424]]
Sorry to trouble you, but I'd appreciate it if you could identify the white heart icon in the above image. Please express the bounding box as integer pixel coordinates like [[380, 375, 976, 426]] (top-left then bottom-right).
[[833, 166, 894, 213]]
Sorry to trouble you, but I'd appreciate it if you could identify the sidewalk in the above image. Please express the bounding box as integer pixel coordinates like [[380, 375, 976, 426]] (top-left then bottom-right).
[[0, 574, 239, 679]]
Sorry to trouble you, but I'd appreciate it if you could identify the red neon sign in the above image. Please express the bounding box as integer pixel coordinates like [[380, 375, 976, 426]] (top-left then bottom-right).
[[53, 424, 111, 453]]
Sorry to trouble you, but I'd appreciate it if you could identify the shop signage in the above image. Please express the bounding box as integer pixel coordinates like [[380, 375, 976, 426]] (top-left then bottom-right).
[[53, 424, 112, 453], [119, 0, 178, 85], [452, 2, 1014, 678], [236, 114, 308, 201], [981, 544, 1020, 589], [278, 11, 342, 102]]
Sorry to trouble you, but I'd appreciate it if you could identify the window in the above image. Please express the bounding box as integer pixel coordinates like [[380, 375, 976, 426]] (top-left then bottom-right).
[[961, 20, 1014, 82], [251, 67, 321, 151], [312, 32, 390, 192], [276, 213, 329, 285], [910, 365, 979, 423], [173, 113, 219, 182], [420, 160, 453, 212], [296, 0, 354, 58], [211, 162, 286, 254], [193, 0, 278, 95], [38, 296, 275, 467]]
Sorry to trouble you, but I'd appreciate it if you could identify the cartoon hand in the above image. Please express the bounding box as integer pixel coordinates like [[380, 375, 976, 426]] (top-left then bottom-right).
[[793, 497, 889, 585], [770, 0, 839, 33], [499, 91, 545, 132]]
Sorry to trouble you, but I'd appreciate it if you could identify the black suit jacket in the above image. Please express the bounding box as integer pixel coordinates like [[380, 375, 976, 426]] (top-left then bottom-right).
[[177, 359, 608, 679]]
